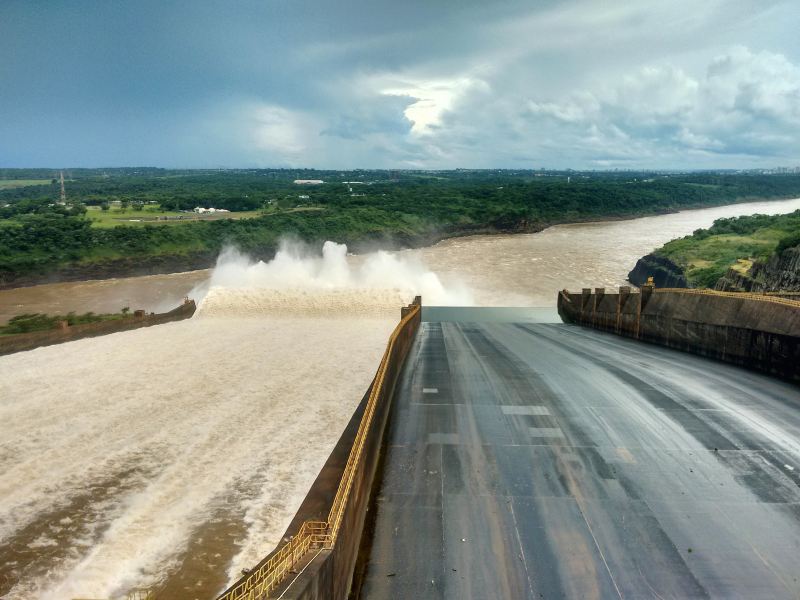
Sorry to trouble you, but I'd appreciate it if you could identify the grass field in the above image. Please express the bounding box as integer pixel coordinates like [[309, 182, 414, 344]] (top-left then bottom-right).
[[86, 206, 262, 228], [658, 227, 792, 287], [0, 179, 53, 190]]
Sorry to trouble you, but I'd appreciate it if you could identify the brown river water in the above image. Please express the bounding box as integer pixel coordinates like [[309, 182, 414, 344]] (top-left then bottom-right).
[[2, 197, 800, 321], [1, 198, 799, 599]]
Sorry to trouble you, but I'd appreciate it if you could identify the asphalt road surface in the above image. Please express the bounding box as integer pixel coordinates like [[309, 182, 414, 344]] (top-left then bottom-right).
[[360, 319, 800, 599]]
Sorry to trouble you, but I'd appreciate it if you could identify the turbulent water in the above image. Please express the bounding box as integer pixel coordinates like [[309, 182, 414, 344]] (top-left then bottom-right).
[[0, 244, 455, 599], [397, 197, 800, 305], [2, 199, 800, 598]]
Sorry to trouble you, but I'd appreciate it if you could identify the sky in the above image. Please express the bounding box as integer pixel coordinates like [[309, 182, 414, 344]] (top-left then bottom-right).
[[1, 0, 799, 169]]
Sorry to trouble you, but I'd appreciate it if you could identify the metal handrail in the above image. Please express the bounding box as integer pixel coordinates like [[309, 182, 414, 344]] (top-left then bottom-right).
[[216, 304, 421, 600], [654, 287, 800, 308], [326, 307, 412, 539], [217, 520, 330, 600]]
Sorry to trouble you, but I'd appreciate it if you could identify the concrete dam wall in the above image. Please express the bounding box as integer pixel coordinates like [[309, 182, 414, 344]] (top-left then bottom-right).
[[216, 298, 422, 600], [557, 286, 800, 381], [0, 299, 196, 356]]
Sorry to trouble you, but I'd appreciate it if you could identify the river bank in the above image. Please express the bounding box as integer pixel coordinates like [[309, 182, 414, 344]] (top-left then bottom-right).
[[0, 300, 196, 356], [2, 197, 800, 323], [4, 193, 800, 292]]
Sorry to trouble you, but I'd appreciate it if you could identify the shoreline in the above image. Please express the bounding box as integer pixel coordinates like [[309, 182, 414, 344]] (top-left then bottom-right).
[[2, 194, 799, 292]]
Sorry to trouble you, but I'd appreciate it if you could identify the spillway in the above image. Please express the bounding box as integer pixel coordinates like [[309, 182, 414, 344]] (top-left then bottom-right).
[[359, 311, 800, 599], [0, 288, 403, 599]]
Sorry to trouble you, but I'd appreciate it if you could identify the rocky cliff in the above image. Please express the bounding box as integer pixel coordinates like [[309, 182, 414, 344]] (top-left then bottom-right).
[[627, 254, 688, 288], [716, 245, 800, 292]]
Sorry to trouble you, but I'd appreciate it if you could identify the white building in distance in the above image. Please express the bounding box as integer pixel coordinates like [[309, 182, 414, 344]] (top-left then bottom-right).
[[193, 207, 230, 214], [293, 179, 324, 185]]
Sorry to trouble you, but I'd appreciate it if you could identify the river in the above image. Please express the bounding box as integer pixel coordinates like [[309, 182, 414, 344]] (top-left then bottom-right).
[[0, 293, 399, 599], [2, 197, 800, 599], [2, 197, 799, 322]]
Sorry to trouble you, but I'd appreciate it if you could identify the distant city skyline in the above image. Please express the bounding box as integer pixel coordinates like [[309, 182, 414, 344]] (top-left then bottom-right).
[[2, 0, 799, 170]]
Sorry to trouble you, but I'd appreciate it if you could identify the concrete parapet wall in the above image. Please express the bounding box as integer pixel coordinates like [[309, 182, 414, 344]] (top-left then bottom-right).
[[0, 300, 196, 356], [277, 303, 421, 600], [558, 287, 800, 381], [216, 299, 422, 600]]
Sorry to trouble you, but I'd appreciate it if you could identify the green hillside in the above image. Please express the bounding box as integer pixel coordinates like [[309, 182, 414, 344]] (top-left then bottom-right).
[[654, 211, 800, 287], [3, 169, 800, 286]]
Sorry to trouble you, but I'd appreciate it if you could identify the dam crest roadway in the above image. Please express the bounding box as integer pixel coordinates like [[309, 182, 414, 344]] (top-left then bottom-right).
[[359, 307, 800, 599]]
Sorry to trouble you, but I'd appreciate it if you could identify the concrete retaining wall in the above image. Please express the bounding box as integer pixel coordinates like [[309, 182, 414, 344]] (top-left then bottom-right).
[[279, 302, 420, 600], [558, 287, 800, 381], [216, 299, 422, 600], [0, 300, 196, 356]]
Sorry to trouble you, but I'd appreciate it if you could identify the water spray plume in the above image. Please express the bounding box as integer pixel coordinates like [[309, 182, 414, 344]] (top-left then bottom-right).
[[191, 240, 473, 317], [0, 240, 459, 598]]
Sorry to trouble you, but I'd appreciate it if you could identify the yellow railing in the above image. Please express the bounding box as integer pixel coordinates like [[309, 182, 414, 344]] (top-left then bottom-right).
[[217, 520, 330, 600], [326, 306, 406, 540], [216, 303, 421, 600], [654, 287, 800, 308]]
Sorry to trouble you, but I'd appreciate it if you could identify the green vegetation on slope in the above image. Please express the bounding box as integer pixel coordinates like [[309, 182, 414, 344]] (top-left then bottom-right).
[[0, 310, 130, 335], [2, 169, 800, 285], [655, 210, 800, 287]]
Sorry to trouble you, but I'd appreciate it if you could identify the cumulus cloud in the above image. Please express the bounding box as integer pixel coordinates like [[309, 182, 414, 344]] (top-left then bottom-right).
[[1, 0, 798, 168], [529, 92, 600, 124], [482, 46, 800, 166], [706, 46, 800, 123], [379, 77, 489, 136]]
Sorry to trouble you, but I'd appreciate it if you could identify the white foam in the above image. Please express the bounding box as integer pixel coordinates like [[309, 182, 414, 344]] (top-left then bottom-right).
[[0, 315, 396, 598], [189, 240, 474, 309], [0, 240, 468, 598], [197, 287, 410, 319]]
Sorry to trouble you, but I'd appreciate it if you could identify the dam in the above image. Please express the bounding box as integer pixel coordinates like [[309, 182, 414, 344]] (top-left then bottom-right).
[[219, 295, 800, 600], [359, 310, 800, 598], [2, 247, 800, 598]]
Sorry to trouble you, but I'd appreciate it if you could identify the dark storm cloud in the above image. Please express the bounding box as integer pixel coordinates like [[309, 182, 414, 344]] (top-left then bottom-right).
[[1, 0, 798, 168]]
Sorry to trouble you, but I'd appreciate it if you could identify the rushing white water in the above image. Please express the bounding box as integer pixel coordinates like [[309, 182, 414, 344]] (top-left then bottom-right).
[[191, 240, 473, 308], [0, 243, 458, 599]]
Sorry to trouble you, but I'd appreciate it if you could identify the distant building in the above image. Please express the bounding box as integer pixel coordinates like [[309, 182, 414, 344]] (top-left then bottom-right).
[[293, 179, 324, 185], [193, 207, 230, 214]]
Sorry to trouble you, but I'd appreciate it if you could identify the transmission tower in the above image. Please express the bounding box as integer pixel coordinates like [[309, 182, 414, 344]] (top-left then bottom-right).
[[59, 171, 66, 205]]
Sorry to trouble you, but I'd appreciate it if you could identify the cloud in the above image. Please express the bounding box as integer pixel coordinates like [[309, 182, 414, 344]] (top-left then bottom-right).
[[379, 77, 489, 136], [706, 46, 800, 124], [1, 0, 798, 168], [529, 94, 598, 125], [250, 105, 310, 159], [497, 46, 800, 166]]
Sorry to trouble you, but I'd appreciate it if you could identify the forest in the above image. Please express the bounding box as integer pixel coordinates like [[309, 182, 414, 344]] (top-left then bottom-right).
[[2, 168, 800, 286]]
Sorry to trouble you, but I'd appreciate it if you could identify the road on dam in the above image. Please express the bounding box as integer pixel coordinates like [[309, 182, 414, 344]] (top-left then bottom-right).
[[360, 312, 800, 599]]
